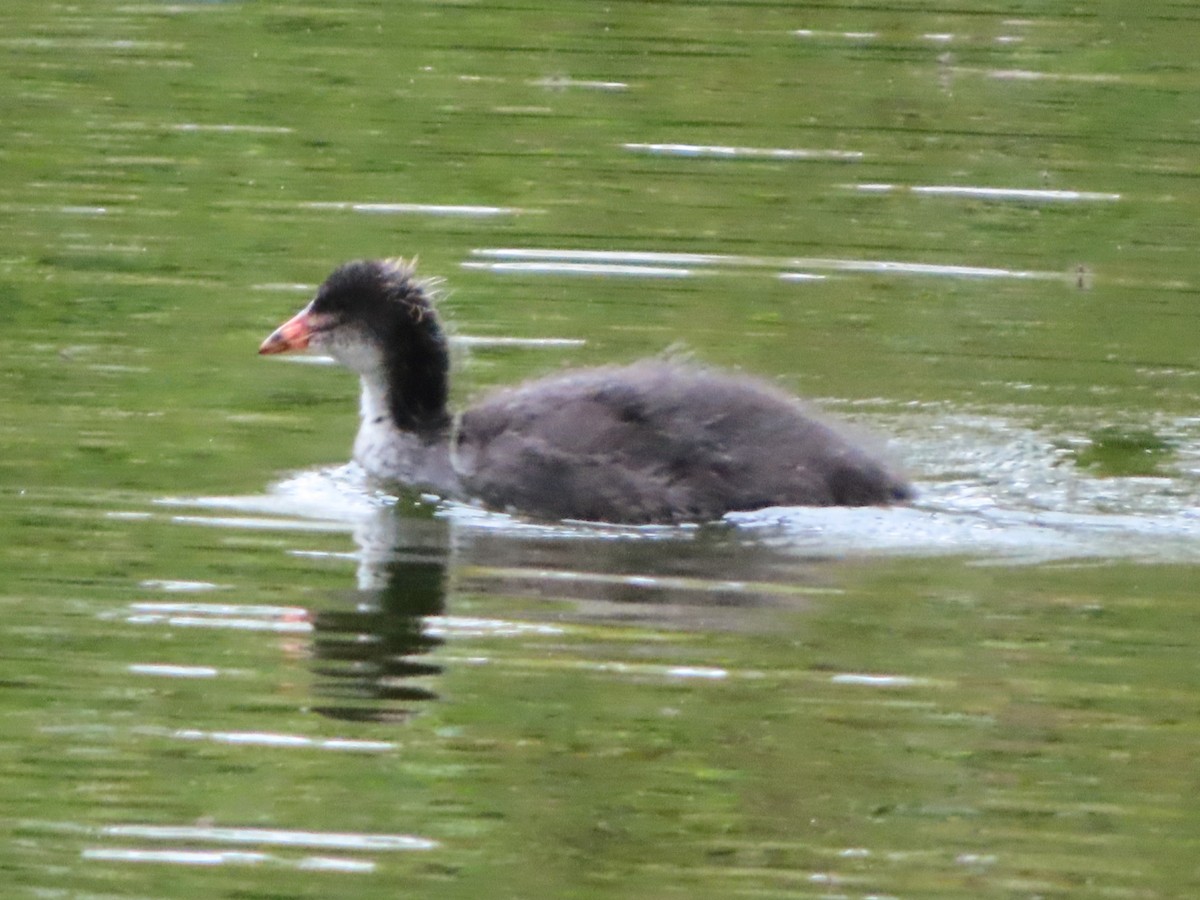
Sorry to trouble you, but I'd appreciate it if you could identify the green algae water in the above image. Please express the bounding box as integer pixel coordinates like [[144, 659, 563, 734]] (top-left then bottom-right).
[[3, 2, 1200, 896]]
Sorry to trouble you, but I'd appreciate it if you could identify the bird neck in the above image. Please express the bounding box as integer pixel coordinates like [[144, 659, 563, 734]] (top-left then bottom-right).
[[371, 330, 450, 434], [360, 367, 449, 438], [354, 373, 458, 493]]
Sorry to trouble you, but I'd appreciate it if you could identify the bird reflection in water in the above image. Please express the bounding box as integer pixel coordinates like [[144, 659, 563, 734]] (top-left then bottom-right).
[[309, 507, 450, 722]]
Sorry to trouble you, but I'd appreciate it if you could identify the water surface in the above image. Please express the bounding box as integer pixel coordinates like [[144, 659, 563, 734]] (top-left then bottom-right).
[[3, 1, 1200, 897]]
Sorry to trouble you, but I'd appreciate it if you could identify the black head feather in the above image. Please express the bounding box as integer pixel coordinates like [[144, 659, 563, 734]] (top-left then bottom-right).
[[316, 259, 450, 433]]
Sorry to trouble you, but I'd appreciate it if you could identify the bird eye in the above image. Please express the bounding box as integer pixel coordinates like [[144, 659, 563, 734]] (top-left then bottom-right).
[[309, 311, 343, 333]]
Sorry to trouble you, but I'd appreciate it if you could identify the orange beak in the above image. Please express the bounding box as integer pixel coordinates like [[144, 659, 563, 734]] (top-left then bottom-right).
[[259, 305, 315, 355]]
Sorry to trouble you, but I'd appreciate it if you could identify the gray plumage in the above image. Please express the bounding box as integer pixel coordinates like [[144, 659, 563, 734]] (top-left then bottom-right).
[[456, 361, 909, 523]]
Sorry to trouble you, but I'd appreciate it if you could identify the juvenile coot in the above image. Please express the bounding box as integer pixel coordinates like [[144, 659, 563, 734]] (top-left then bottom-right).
[[259, 259, 912, 523]]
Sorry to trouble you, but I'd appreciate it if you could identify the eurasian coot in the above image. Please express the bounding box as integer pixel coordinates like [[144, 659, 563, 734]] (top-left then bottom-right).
[[259, 259, 911, 523]]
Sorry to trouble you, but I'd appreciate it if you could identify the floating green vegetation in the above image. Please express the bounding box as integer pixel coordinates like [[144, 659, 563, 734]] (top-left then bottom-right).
[[1071, 426, 1175, 477]]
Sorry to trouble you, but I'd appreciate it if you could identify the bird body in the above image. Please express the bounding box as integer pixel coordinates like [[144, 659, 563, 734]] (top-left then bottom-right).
[[260, 259, 911, 523]]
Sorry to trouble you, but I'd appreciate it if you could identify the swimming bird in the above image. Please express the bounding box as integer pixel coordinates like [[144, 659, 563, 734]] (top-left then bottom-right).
[[259, 259, 911, 523]]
